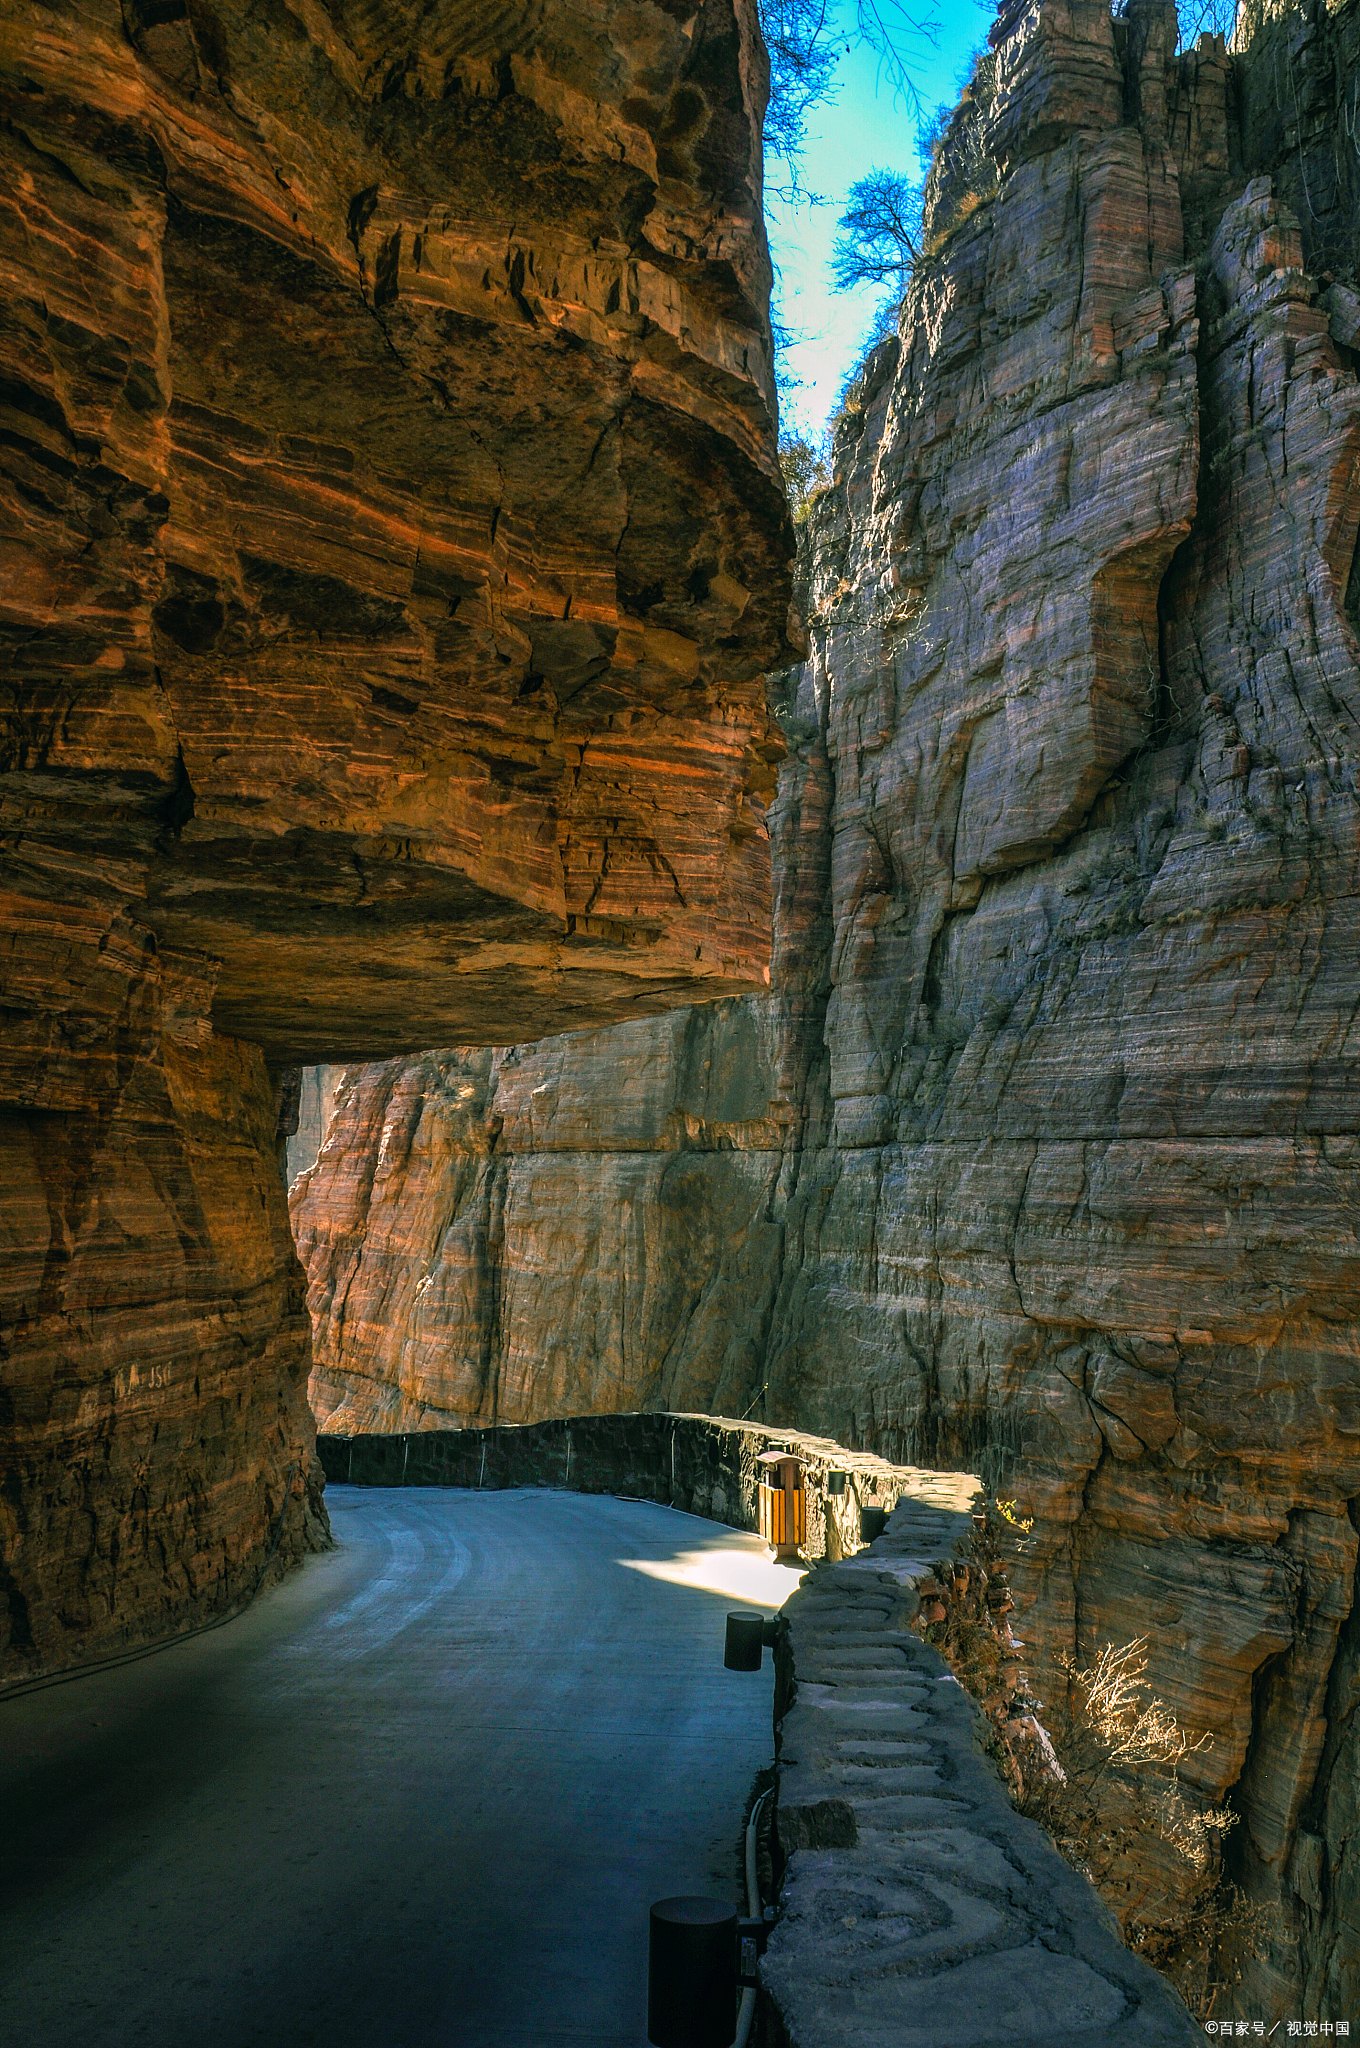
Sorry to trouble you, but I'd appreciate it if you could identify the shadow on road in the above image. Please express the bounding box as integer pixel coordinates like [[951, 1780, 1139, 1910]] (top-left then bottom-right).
[[1, 1488, 795, 2048]]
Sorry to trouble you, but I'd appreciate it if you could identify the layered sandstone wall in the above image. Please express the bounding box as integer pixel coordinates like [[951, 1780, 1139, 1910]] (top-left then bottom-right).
[[294, 0, 1360, 2007], [295, 695, 831, 1433], [0, 0, 793, 1679]]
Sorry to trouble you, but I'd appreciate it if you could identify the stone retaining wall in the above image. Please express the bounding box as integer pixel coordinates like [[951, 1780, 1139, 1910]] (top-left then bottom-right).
[[768, 1487, 1202, 2048], [315, 1412, 921, 1563], [319, 1413, 1199, 2043]]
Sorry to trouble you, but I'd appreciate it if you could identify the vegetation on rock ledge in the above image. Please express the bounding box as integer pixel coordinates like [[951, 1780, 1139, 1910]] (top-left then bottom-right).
[[913, 1506, 1279, 2023]]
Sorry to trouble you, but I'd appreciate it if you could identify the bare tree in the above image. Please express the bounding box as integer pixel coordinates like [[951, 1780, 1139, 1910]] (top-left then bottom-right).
[[1171, 0, 1238, 42], [1113, 0, 1238, 48], [829, 167, 922, 290], [762, 0, 840, 180], [760, 0, 936, 195], [851, 0, 939, 112], [778, 427, 832, 521]]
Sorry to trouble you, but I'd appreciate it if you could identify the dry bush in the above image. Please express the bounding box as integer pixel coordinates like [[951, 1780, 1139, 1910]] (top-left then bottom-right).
[[913, 1506, 1278, 2022], [1023, 1636, 1279, 2017]]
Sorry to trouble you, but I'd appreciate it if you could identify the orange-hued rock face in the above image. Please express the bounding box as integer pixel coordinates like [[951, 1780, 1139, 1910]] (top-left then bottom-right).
[[293, 0, 1360, 2011], [1, 0, 792, 1060], [0, 0, 792, 1675]]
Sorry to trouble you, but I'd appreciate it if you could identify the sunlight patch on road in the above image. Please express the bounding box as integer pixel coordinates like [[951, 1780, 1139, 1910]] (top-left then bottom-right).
[[617, 1545, 806, 1610]]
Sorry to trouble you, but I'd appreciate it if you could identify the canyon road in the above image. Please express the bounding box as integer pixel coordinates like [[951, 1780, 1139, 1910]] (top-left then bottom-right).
[[0, 1487, 800, 2047]]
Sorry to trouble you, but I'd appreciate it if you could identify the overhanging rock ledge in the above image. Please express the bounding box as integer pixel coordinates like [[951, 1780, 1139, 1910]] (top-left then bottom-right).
[[0, 0, 795, 1680]]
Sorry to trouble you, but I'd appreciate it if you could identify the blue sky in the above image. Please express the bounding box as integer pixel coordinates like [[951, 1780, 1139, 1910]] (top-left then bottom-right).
[[767, 1, 995, 439]]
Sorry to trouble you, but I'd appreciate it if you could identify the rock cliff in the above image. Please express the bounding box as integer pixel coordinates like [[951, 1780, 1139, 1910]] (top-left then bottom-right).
[[295, 0, 1360, 2008], [287, 1065, 341, 1185], [0, 0, 793, 1678]]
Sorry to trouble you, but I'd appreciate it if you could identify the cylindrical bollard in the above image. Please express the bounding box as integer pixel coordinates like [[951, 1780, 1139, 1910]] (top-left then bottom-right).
[[648, 1895, 738, 2048], [859, 1504, 888, 1542], [724, 1610, 764, 1670]]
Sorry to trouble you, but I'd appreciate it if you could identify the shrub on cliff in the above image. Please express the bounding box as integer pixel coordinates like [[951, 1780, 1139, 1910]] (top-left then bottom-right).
[[779, 429, 832, 522], [1022, 1638, 1279, 2019], [915, 1508, 1276, 2022]]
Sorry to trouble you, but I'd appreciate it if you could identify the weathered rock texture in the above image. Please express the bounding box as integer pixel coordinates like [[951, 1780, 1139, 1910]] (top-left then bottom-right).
[[0, 0, 793, 1680], [295, 708, 830, 1432], [295, 0, 1360, 2010], [287, 1065, 340, 1186]]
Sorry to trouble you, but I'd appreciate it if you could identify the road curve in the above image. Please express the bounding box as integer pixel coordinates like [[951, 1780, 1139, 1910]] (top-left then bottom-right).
[[0, 1487, 801, 2047]]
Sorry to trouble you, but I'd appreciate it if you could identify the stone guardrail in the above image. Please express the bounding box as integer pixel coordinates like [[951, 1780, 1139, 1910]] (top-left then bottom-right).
[[768, 1487, 1202, 2048], [318, 1415, 1199, 2044], [315, 1411, 916, 1562]]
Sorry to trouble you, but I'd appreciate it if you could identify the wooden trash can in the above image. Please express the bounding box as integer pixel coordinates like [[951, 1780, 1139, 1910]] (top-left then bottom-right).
[[756, 1450, 805, 1558]]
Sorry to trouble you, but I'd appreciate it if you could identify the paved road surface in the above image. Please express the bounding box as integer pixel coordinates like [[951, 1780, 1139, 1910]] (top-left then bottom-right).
[[0, 1487, 801, 2048]]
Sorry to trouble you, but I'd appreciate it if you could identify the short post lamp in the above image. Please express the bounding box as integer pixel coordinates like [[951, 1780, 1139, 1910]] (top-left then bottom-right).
[[724, 1609, 778, 1670], [647, 1896, 769, 2048], [647, 1897, 736, 2048]]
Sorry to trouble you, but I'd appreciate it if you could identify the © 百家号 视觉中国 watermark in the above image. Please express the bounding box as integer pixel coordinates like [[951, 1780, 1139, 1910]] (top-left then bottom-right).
[[1203, 2025, 1353, 2038]]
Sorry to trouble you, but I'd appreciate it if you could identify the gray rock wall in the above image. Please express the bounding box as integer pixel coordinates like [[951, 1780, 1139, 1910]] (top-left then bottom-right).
[[286, 1066, 341, 1187]]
